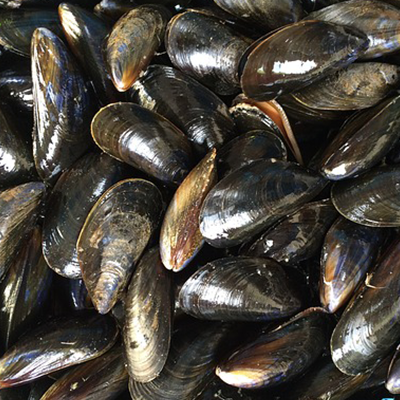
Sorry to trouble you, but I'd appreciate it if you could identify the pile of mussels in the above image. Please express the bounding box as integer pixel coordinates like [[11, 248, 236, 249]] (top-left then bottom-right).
[[1, 0, 400, 398]]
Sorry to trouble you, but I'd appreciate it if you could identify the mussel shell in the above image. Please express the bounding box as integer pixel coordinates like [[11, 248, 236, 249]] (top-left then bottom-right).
[[317, 95, 400, 180], [94, 0, 137, 20], [320, 216, 386, 313], [0, 10, 62, 57], [59, 3, 119, 105], [28, 378, 54, 400], [0, 69, 32, 113], [0, 227, 53, 352], [0, 0, 99, 8], [40, 345, 128, 400], [58, 277, 92, 311], [43, 152, 126, 279], [130, 65, 236, 155], [31, 27, 94, 183], [200, 159, 326, 248], [331, 235, 400, 375], [77, 179, 163, 314], [0, 313, 118, 388], [247, 199, 337, 265], [91, 102, 193, 185], [179, 256, 302, 321], [106, 5, 170, 92], [217, 130, 287, 178], [387, 346, 400, 394], [160, 150, 217, 272], [0, 181, 45, 281], [128, 322, 232, 399], [331, 165, 400, 227], [124, 247, 173, 382], [216, 308, 330, 389], [306, 0, 400, 59], [198, 377, 260, 400], [240, 20, 369, 101], [165, 11, 252, 95], [287, 63, 400, 112], [0, 106, 35, 187], [213, 0, 304, 31]]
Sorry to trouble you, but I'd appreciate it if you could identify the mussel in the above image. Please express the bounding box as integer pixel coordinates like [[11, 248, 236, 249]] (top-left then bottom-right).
[[91, 102, 193, 185], [0, 69, 33, 113], [31, 28, 94, 183], [160, 150, 217, 272], [106, 5, 170, 92], [200, 159, 326, 248], [77, 179, 163, 314], [179, 256, 302, 321], [240, 20, 369, 101], [130, 65, 236, 155], [124, 247, 173, 382]]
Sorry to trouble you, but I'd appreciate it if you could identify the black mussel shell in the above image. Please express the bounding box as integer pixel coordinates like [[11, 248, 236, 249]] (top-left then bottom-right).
[[128, 321, 232, 399], [40, 345, 128, 400], [106, 5, 170, 92], [130, 65, 236, 156], [31, 27, 94, 183], [200, 159, 326, 248], [59, 3, 119, 105], [165, 11, 252, 95], [28, 378, 54, 400], [0, 227, 53, 352], [77, 179, 163, 315], [0, 9, 63, 57], [331, 165, 400, 227], [317, 95, 400, 180], [0, 313, 118, 388], [42, 152, 125, 279], [213, 0, 304, 31], [216, 308, 330, 389], [387, 346, 400, 394], [217, 129, 287, 178], [0, 69, 32, 113], [247, 199, 338, 265], [0, 0, 99, 8], [124, 247, 173, 382], [198, 377, 260, 400], [320, 216, 386, 313], [331, 235, 400, 375], [0, 181, 45, 281], [0, 106, 35, 187], [160, 150, 217, 272], [179, 257, 302, 321], [58, 277, 92, 311], [306, 0, 400, 59], [240, 20, 369, 101], [94, 0, 137, 20], [91, 102, 194, 185]]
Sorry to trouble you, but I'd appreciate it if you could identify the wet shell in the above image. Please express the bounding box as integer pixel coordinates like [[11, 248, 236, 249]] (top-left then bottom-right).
[[179, 257, 302, 321], [106, 5, 170, 92], [130, 65, 236, 155], [287, 63, 400, 112], [216, 308, 330, 389], [331, 235, 400, 375], [128, 322, 231, 399], [213, 0, 304, 31], [165, 11, 252, 95], [31, 28, 94, 183], [240, 20, 369, 101], [0, 106, 35, 187], [331, 165, 400, 227], [124, 247, 173, 382], [0, 313, 118, 388], [217, 130, 287, 178], [0, 69, 33, 112], [317, 95, 400, 180], [91, 102, 193, 185], [59, 277, 92, 311], [77, 179, 163, 314], [0, 181, 45, 281], [42, 153, 125, 279], [307, 0, 400, 59], [40, 345, 128, 400], [247, 199, 338, 265], [199, 159, 326, 248], [59, 3, 119, 105], [320, 216, 386, 313], [94, 0, 137, 20], [160, 150, 217, 272], [0, 227, 52, 352], [387, 346, 400, 394], [0, 9, 62, 57]]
